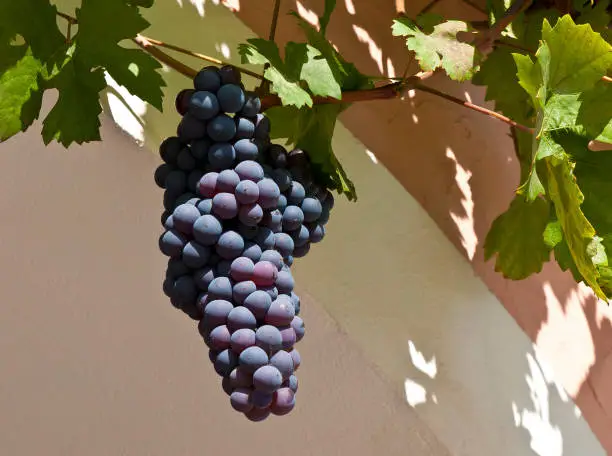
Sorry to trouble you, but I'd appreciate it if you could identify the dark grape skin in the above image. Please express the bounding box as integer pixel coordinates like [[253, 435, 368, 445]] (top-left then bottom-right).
[[182, 241, 211, 269], [216, 230, 245, 260], [287, 148, 310, 169], [175, 89, 195, 116], [189, 91, 220, 121], [193, 214, 223, 246], [218, 65, 242, 85], [212, 193, 239, 220], [242, 241, 262, 262], [235, 160, 264, 183], [243, 290, 272, 320], [177, 113, 207, 142], [160, 136, 183, 164], [240, 93, 262, 117], [235, 116, 255, 140], [208, 143, 236, 170], [235, 180, 259, 205], [154, 164, 171, 188], [191, 138, 212, 162], [239, 346, 269, 373], [267, 144, 288, 168], [234, 139, 259, 162], [159, 229, 188, 257], [252, 365, 283, 393], [233, 280, 257, 304], [194, 66, 222, 92], [208, 277, 234, 301], [207, 114, 236, 142], [217, 84, 246, 113]]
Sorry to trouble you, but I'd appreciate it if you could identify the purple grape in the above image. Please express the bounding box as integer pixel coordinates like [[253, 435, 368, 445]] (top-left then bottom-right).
[[171, 204, 199, 234], [208, 348, 218, 364], [252, 261, 278, 287], [154, 164, 171, 188], [322, 190, 334, 210], [208, 143, 236, 170], [230, 388, 253, 413], [189, 91, 219, 120], [159, 229, 188, 257], [233, 280, 257, 304], [301, 197, 323, 222], [265, 296, 295, 326], [191, 138, 211, 161], [279, 326, 296, 350], [227, 306, 257, 332], [277, 194, 288, 212], [194, 66, 221, 92], [175, 192, 197, 207], [261, 286, 279, 301], [272, 168, 292, 192], [235, 116, 255, 140], [243, 290, 272, 320], [275, 270, 294, 294], [274, 233, 294, 257], [257, 178, 281, 209], [193, 214, 223, 246], [222, 377, 233, 396], [287, 181, 305, 205], [230, 328, 257, 354], [230, 257, 255, 282], [256, 227, 275, 250], [240, 93, 261, 117], [291, 316, 305, 342], [242, 241, 262, 262], [196, 293, 210, 314], [217, 84, 245, 113], [254, 114, 270, 139], [176, 148, 196, 171], [209, 325, 231, 350], [262, 209, 282, 232], [182, 241, 211, 268], [219, 65, 241, 85], [173, 275, 198, 304], [271, 388, 295, 416], [293, 242, 310, 258], [212, 193, 239, 220], [235, 180, 259, 205], [245, 405, 271, 421], [290, 292, 300, 315], [193, 266, 216, 290], [259, 250, 283, 271], [177, 113, 207, 141], [234, 139, 259, 162], [207, 114, 236, 142], [282, 206, 304, 231], [285, 375, 298, 393], [238, 203, 264, 227], [167, 258, 190, 278], [159, 137, 182, 164], [214, 349, 238, 376], [319, 207, 330, 225], [229, 366, 253, 388], [202, 299, 234, 328], [207, 276, 233, 301], [239, 346, 269, 373], [255, 325, 282, 354], [308, 223, 325, 243], [162, 212, 174, 229], [267, 144, 288, 168], [197, 172, 218, 198], [165, 170, 187, 195], [196, 198, 213, 215], [216, 260, 232, 276], [216, 169, 240, 193], [234, 161, 264, 184], [216, 230, 245, 260], [289, 349, 301, 370], [249, 390, 273, 409], [270, 350, 294, 379], [290, 224, 310, 247], [253, 365, 283, 393], [187, 170, 204, 192]]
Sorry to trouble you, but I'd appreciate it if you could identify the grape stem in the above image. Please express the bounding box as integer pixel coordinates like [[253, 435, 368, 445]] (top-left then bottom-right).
[[260, 0, 282, 92]]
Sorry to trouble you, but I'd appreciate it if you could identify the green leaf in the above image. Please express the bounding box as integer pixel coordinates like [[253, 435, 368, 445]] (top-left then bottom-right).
[[42, 60, 106, 147], [576, 0, 610, 32], [75, 0, 165, 110], [299, 44, 342, 99], [484, 195, 552, 279], [392, 15, 482, 81], [319, 0, 337, 36], [577, 80, 612, 143]]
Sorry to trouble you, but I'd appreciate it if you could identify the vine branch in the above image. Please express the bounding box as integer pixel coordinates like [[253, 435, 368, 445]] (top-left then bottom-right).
[[132, 35, 198, 79], [260, 0, 282, 92]]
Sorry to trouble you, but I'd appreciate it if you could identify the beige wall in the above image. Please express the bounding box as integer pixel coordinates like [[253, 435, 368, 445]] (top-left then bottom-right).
[[0, 1, 606, 455]]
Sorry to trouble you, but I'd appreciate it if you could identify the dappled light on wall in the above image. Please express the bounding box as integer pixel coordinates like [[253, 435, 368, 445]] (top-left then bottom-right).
[[103, 73, 147, 144], [404, 340, 438, 408]]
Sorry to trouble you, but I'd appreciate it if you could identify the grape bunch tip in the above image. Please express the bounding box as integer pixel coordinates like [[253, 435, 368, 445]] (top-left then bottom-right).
[[155, 64, 334, 421]]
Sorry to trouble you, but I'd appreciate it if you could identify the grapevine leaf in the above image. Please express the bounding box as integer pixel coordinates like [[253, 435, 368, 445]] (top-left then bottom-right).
[[239, 39, 312, 108], [298, 45, 342, 99], [75, 0, 165, 110], [126, 0, 155, 8], [391, 15, 482, 81], [42, 60, 106, 147], [484, 195, 551, 279], [576, 0, 610, 32], [319, 0, 337, 36], [577, 80, 612, 143]]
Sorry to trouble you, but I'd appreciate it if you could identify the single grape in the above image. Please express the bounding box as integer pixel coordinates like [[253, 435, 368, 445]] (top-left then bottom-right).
[[257, 178, 281, 209], [255, 325, 282, 354], [230, 328, 256, 354], [234, 138, 260, 162], [173, 275, 198, 304], [182, 300, 203, 321], [216, 230, 245, 260], [182, 241, 211, 268], [197, 172, 218, 198], [192, 214, 223, 246], [162, 213, 174, 230], [216, 260, 232, 277], [187, 170, 204, 193], [194, 66, 221, 92], [167, 257, 190, 278], [233, 280, 257, 304], [290, 292, 300, 315], [208, 143, 236, 170], [272, 168, 292, 192], [287, 148, 310, 168], [291, 316, 305, 342], [222, 377, 233, 396], [163, 277, 175, 298], [218, 65, 241, 85], [235, 116, 255, 140], [308, 223, 325, 243], [216, 169, 240, 193], [293, 242, 310, 258], [177, 113, 207, 141], [190, 138, 212, 162], [254, 114, 270, 139], [230, 388, 253, 413], [235, 160, 264, 182], [274, 233, 295, 258], [300, 197, 323, 222], [229, 366, 253, 388], [261, 286, 279, 301], [238, 203, 264, 227], [217, 84, 245, 113], [172, 203, 200, 234], [261, 209, 282, 233], [242, 241, 262, 262], [207, 276, 234, 301], [207, 114, 236, 142], [154, 164, 171, 188], [189, 91, 219, 120], [279, 326, 296, 350], [214, 348, 238, 377], [208, 348, 218, 364], [202, 299, 234, 328], [318, 207, 330, 225], [234, 180, 259, 205], [159, 137, 182, 164], [250, 390, 274, 409], [253, 365, 283, 393], [245, 403, 271, 421], [243, 290, 272, 320], [287, 180, 306, 205], [227, 306, 257, 332], [259, 250, 283, 271], [196, 293, 210, 314], [256, 227, 275, 250], [277, 194, 288, 212], [196, 199, 214, 216], [193, 266, 216, 290], [285, 375, 298, 393], [230, 257, 255, 282], [159, 230, 188, 257], [252, 261, 278, 287], [175, 89, 194, 116], [240, 93, 261, 117], [163, 191, 177, 212], [275, 270, 295, 294], [267, 144, 288, 168], [270, 350, 294, 379], [209, 325, 231, 350], [271, 388, 295, 416], [238, 223, 259, 241], [239, 346, 269, 373], [265, 296, 295, 326], [165, 170, 187, 196], [289, 349, 301, 370], [212, 193, 239, 220], [290, 224, 310, 247]]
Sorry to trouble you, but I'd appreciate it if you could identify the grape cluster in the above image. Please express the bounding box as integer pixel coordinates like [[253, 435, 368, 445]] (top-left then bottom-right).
[[153, 65, 334, 421]]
